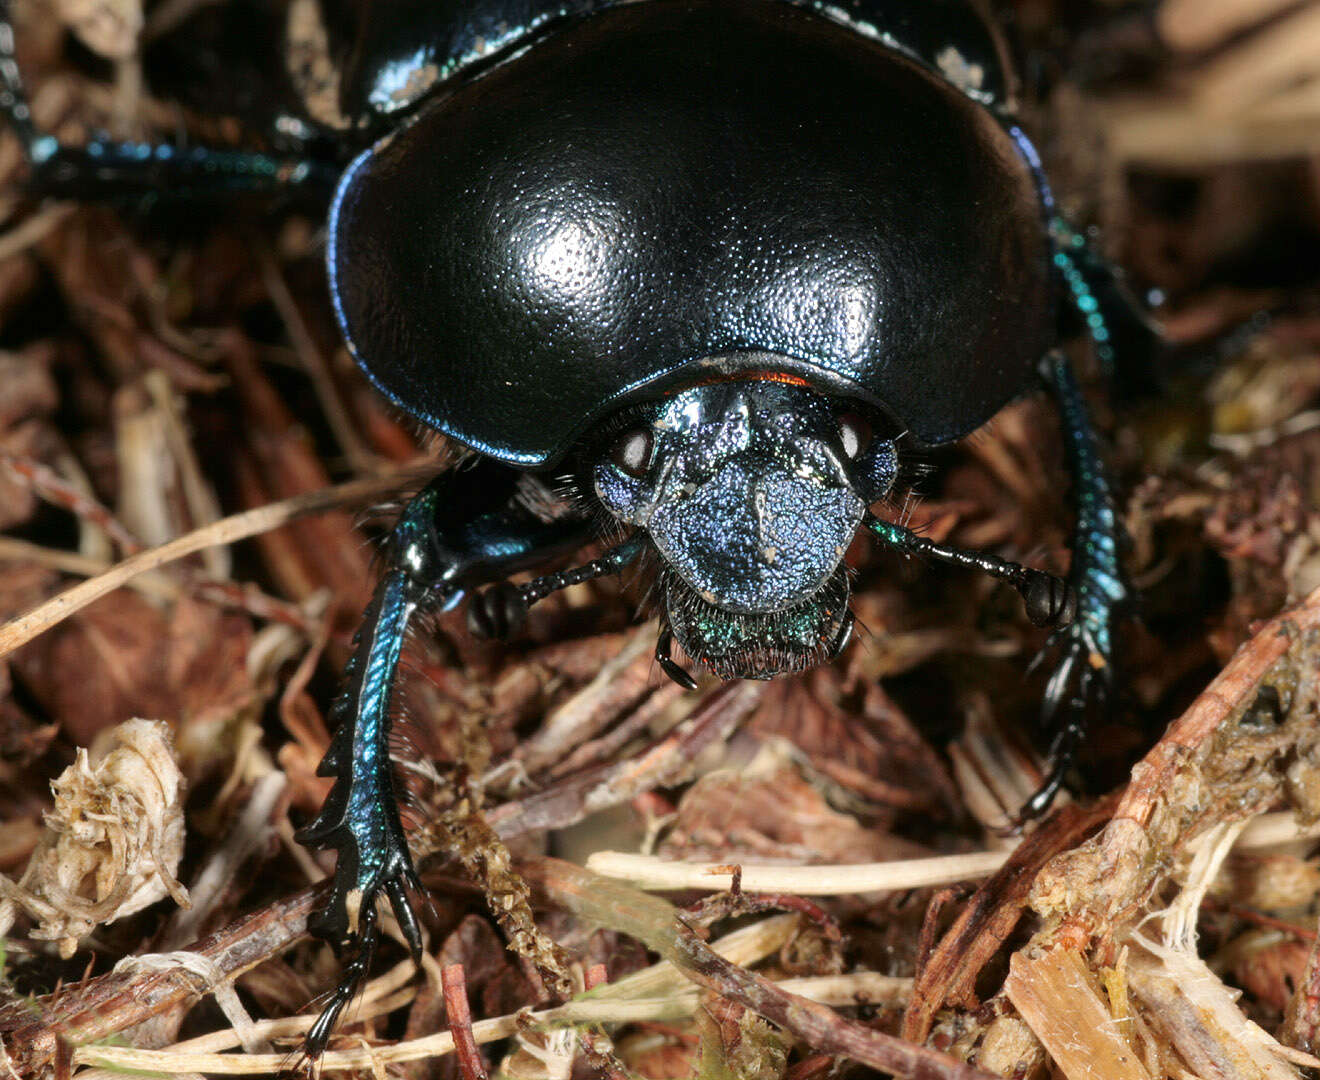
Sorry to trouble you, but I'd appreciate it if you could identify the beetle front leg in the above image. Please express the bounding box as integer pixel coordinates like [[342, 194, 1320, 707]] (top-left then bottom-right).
[[296, 462, 588, 1056], [1019, 350, 1129, 820]]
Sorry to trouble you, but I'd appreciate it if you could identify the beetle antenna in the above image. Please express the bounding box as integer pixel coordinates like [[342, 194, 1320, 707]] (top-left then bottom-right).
[[863, 512, 1074, 628], [467, 533, 645, 640]]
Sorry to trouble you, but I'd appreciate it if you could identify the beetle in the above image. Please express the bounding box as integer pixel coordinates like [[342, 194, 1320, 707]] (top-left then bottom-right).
[[1, 0, 1150, 1056]]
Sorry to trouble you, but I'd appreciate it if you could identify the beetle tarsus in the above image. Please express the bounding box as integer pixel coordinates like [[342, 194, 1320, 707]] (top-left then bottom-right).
[[303, 900, 381, 1060], [1019, 352, 1129, 818], [1012, 639, 1105, 827]]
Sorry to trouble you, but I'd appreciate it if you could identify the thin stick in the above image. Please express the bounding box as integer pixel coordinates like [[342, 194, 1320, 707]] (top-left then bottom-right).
[[69, 973, 915, 1075], [528, 859, 996, 1080], [0, 535, 314, 628], [0, 201, 76, 262], [0, 468, 419, 659], [1159, 0, 1304, 52], [443, 965, 489, 1080], [1, 451, 143, 554], [253, 240, 376, 473], [0, 536, 175, 600], [585, 809, 1320, 895]]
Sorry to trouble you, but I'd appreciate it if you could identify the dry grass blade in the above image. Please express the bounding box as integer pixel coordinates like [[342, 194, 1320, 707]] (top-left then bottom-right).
[[588, 810, 1320, 895], [0, 466, 421, 659], [525, 858, 999, 1080]]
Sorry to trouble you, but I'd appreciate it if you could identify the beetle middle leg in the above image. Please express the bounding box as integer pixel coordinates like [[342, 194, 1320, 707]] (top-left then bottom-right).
[[860, 342, 1123, 823], [297, 461, 596, 1056], [1016, 349, 1129, 820]]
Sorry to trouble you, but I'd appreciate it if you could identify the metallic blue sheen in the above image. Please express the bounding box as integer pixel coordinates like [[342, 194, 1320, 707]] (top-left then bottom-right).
[[296, 465, 588, 953], [297, 565, 417, 947], [594, 382, 876, 676], [1051, 217, 1119, 373], [344, 571, 414, 886], [1046, 351, 1126, 671], [1007, 124, 1054, 214], [599, 383, 865, 614]]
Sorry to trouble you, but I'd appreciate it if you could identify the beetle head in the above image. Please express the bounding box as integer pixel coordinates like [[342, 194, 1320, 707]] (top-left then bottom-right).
[[592, 379, 897, 679]]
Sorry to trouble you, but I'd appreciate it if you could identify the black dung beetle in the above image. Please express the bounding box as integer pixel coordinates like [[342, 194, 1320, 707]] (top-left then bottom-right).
[[1, 0, 1154, 1056]]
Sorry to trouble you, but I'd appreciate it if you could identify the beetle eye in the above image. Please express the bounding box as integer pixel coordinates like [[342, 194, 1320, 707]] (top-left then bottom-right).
[[838, 411, 872, 459], [609, 428, 654, 478]]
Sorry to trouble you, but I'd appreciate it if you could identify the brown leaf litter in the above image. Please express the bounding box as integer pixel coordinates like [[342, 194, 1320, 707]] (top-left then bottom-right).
[[2, 1, 1320, 1078]]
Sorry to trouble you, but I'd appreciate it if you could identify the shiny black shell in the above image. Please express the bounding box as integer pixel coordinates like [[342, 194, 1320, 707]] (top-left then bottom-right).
[[329, 0, 1051, 465], [339, 0, 1017, 121]]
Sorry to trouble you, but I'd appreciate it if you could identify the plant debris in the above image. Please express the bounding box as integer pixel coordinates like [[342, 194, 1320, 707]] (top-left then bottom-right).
[[0, 717, 186, 958], [2, 1, 1320, 1078]]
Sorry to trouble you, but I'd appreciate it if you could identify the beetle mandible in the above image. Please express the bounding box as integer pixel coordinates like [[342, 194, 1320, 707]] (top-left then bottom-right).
[[1, 0, 1151, 1055]]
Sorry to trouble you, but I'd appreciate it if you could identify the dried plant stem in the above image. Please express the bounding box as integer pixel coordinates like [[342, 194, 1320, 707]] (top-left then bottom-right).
[[143, 369, 230, 579], [0, 202, 76, 262], [443, 964, 490, 1080], [0, 536, 176, 600], [0, 536, 315, 628], [525, 858, 997, 1080], [1005, 947, 1154, 1080], [1050, 586, 1320, 947], [587, 850, 1009, 893], [1158, 0, 1308, 52], [487, 680, 766, 837], [1093, 95, 1320, 167], [1187, 1, 1320, 115], [1, 451, 143, 553], [585, 809, 1320, 895], [68, 969, 910, 1074], [0, 467, 421, 659], [253, 240, 376, 473], [0, 882, 325, 1077]]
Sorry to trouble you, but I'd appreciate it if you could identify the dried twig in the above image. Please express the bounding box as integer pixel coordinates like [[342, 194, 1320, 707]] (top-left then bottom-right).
[[0, 881, 326, 1077], [1159, 0, 1312, 52], [525, 858, 998, 1080], [1037, 585, 1320, 949], [64, 930, 901, 1074], [486, 680, 767, 837], [0, 466, 423, 659], [585, 809, 1320, 896], [1, 451, 143, 553], [443, 964, 490, 1080]]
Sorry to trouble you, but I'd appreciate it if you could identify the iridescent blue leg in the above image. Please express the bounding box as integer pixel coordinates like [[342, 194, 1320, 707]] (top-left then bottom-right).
[[1006, 125, 1162, 393], [0, 0, 338, 202], [1055, 216, 1272, 391], [297, 463, 591, 1057], [1019, 349, 1128, 820], [1048, 217, 1162, 386]]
